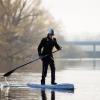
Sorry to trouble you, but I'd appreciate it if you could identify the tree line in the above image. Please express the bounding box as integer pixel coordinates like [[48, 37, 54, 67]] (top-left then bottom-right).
[[0, 0, 62, 72]]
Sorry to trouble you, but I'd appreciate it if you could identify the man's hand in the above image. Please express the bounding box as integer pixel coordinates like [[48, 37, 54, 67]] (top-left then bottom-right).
[[39, 55, 43, 60], [58, 47, 62, 50], [39, 55, 48, 61]]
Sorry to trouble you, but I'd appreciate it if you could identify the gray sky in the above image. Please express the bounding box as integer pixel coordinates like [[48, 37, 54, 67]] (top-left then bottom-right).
[[42, 0, 100, 40]]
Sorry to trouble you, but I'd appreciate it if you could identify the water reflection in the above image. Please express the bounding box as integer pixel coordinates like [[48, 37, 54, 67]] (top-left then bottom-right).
[[41, 90, 55, 100], [0, 86, 11, 100], [1, 69, 100, 100], [1, 87, 40, 100]]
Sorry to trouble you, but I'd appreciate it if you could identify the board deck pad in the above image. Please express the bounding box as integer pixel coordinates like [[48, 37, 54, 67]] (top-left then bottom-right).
[[27, 83, 74, 92]]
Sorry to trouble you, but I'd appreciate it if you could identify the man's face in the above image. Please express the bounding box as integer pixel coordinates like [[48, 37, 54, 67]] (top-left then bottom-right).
[[49, 34, 54, 39]]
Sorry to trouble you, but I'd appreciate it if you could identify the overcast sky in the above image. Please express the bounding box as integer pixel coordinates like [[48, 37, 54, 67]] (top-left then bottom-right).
[[42, 0, 100, 40]]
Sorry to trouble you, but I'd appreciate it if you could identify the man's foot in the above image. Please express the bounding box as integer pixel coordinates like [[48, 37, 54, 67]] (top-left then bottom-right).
[[41, 80, 45, 85], [51, 82, 57, 85]]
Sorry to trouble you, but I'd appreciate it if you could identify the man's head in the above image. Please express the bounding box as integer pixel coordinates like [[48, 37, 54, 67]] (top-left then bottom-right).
[[48, 28, 54, 36]]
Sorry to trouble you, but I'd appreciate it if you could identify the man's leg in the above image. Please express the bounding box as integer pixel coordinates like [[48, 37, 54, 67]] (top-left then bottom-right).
[[41, 60, 48, 84], [49, 60, 56, 84]]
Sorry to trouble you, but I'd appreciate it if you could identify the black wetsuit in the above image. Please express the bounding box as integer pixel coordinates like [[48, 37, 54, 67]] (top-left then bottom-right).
[[38, 36, 61, 84]]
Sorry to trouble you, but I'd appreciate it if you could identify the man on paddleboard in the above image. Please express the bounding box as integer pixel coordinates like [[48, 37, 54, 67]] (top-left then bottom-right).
[[38, 28, 62, 85]]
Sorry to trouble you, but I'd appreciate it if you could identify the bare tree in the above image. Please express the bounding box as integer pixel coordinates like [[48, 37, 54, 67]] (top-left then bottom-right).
[[0, 0, 62, 72]]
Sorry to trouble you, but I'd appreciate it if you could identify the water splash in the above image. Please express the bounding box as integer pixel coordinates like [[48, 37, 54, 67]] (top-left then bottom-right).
[[0, 76, 10, 98], [4, 77, 10, 86], [0, 76, 4, 91]]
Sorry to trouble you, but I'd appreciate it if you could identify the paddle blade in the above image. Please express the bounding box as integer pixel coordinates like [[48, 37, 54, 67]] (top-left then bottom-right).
[[3, 69, 15, 77]]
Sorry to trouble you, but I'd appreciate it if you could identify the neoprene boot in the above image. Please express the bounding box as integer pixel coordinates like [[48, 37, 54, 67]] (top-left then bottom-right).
[[41, 79, 45, 85]]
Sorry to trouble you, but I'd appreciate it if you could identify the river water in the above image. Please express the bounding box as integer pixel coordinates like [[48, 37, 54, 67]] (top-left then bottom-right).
[[0, 59, 100, 100]]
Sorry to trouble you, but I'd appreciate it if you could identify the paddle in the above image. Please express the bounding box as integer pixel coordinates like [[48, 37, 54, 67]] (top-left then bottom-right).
[[3, 50, 60, 77]]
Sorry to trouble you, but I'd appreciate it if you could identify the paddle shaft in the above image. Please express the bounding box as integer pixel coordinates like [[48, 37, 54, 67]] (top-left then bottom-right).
[[3, 50, 59, 77]]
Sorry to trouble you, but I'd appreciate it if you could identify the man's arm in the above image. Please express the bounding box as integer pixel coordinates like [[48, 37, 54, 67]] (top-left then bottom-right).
[[38, 39, 44, 56], [53, 38, 62, 50]]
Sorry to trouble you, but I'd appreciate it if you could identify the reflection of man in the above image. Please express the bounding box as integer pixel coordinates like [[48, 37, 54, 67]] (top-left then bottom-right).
[[41, 90, 55, 100], [41, 90, 47, 100], [38, 28, 61, 85]]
